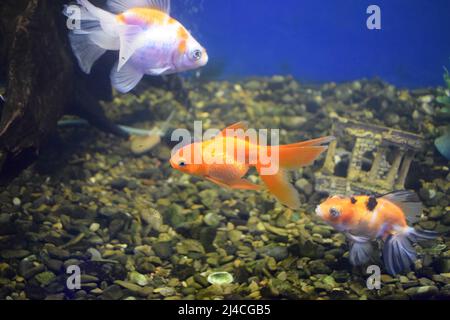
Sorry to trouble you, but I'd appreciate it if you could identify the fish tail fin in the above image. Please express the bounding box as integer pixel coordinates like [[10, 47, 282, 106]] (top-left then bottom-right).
[[255, 136, 334, 209], [383, 227, 438, 275], [277, 136, 335, 169], [63, 0, 119, 74], [407, 228, 439, 241]]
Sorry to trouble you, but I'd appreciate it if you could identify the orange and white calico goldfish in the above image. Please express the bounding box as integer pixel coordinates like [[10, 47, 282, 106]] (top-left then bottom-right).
[[64, 0, 208, 93], [170, 122, 335, 209], [316, 191, 437, 275]]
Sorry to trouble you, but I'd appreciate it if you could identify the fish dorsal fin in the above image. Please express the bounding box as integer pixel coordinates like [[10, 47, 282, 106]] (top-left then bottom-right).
[[107, 0, 171, 14], [219, 121, 249, 137], [381, 190, 422, 223]]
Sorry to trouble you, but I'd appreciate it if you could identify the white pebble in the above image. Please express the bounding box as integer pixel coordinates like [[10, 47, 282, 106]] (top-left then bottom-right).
[[12, 197, 21, 206], [89, 223, 100, 232]]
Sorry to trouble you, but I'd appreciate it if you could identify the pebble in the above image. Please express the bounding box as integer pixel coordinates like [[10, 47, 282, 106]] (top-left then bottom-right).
[[228, 230, 243, 243], [35, 272, 56, 286], [384, 113, 400, 126], [405, 286, 439, 299], [47, 247, 70, 260], [45, 259, 63, 273], [98, 207, 120, 218], [176, 240, 205, 255], [59, 205, 89, 219], [12, 197, 21, 206], [204, 212, 222, 227], [207, 272, 234, 285], [45, 293, 65, 300], [152, 242, 173, 259], [295, 179, 313, 196], [0, 213, 11, 224], [19, 261, 45, 279], [25, 285, 46, 300], [154, 287, 176, 297], [140, 208, 163, 231], [129, 271, 148, 286], [89, 223, 100, 232], [101, 285, 124, 300], [260, 246, 289, 261], [0, 78, 447, 302], [1, 250, 30, 259], [110, 178, 128, 190], [172, 264, 195, 280]]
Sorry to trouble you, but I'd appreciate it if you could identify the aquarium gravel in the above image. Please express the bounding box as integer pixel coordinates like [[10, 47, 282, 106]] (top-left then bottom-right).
[[0, 76, 448, 300]]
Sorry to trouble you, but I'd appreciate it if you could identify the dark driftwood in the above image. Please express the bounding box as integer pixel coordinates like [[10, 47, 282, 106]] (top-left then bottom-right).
[[0, 0, 74, 185], [0, 0, 130, 186], [0, 0, 191, 186]]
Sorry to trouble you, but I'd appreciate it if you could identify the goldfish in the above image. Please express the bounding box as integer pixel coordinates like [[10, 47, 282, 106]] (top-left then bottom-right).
[[170, 122, 335, 209], [63, 0, 208, 93], [315, 191, 438, 275]]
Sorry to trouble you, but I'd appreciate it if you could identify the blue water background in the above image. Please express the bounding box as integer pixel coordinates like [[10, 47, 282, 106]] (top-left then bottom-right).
[[173, 0, 450, 88]]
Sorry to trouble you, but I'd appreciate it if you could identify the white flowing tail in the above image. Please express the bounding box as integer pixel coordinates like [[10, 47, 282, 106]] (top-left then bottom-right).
[[383, 227, 437, 275], [63, 0, 119, 74]]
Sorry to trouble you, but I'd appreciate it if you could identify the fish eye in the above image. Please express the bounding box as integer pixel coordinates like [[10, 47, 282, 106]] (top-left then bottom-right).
[[329, 208, 340, 218], [191, 49, 202, 61], [178, 161, 186, 167]]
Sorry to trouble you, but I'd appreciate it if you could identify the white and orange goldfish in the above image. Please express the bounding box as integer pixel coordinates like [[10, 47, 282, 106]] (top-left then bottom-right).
[[316, 191, 437, 275], [170, 122, 335, 209], [64, 0, 208, 93]]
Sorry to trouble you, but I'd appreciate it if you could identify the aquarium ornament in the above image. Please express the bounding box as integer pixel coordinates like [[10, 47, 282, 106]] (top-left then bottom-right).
[[315, 117, 425, 196]]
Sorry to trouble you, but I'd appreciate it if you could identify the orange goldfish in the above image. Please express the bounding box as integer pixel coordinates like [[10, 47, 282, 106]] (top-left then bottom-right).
[[170, 122, 335, 209], [63, 0, 208, 93], [316, 191, 437, 275]]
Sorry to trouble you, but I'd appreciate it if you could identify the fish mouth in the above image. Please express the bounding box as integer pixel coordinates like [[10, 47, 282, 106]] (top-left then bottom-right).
[[200, 49, 209, 66]]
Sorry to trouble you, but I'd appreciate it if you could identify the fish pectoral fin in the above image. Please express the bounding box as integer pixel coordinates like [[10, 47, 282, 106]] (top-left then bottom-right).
[[111, 62, 144, 93], [117, 25, 144, 71], [107, 0, 171, 14], [147, 66, 171, 75], [205, 176, 232, 189], [205, 176, 260, 191], [228, 179, 261, 191], [347, 234, 374, 266]]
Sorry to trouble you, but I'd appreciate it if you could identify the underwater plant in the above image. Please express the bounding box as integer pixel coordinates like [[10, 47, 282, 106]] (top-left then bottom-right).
[[435, 66, 450, 159]]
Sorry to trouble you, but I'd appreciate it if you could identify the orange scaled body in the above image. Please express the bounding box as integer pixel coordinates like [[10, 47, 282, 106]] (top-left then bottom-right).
[[315, 191, 437, 275], [170, 122, 335, 209]]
